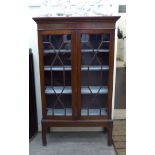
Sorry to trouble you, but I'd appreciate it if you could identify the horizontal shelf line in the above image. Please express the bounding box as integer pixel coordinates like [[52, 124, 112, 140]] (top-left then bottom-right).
[[82, 66, 109, 71], [44, 66, 71, 71], [46, 108, 107, 116], [82, 86, 108, 94], [44, 65, 109, 71], [47, 108, 72, 116], [45, 86, 108, 94], [44, 49, 109, 53], [81, 41, 110, 43], [81, 108, 107, 116]]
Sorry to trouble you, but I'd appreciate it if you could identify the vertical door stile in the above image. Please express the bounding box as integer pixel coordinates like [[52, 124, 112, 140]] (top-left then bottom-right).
[[107, 30, 115, 119], [76, 31, 81, 119], [38, 31, 46, 118], [71, 31, 78, 119]]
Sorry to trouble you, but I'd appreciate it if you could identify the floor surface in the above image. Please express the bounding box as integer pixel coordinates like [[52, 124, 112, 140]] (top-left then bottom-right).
[[113, 120, 126, 155], [30, 132, 116, 155], [114, 109, 126, 120], [115, 67, 126, 109]]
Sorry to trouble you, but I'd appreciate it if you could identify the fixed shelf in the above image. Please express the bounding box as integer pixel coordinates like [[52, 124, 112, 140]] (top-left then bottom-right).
[[47, 108, 72, 116], [44, 49, 109, 54], [81, 108, 107, 116], [44, 65, 109, 71], [45, 86, 108, 94], [46, 108, 107, 116]]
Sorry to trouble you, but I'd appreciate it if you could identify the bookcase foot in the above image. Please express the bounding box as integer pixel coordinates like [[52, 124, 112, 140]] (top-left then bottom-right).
[[47, 127, 50, 133], [107, 122, 113, 146], [103, 127, 107, 133], [42, 122, 47, 146]]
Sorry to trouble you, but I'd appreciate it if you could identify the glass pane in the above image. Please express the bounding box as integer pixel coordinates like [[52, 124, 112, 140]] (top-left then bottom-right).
[[42, 34, 72, 116], [80, 33, 110, 116]]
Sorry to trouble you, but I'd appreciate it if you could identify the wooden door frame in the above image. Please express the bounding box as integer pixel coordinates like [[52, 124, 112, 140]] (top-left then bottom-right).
[[38, 30, 77, 120], [75, 29, 115, 119], [38, 29, 115, 120]]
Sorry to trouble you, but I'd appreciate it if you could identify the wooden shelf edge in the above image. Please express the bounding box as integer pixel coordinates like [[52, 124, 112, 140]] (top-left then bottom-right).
[[42, 119, 113, 127]]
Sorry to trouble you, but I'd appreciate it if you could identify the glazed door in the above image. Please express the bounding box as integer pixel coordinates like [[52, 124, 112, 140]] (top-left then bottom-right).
[[39, 30, 77, 118], [78, 30, 114, 118]]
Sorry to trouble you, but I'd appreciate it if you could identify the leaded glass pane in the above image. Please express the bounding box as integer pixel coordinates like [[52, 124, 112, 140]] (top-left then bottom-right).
[[80, 33, 110, 116], [42, 34, 72, 116]]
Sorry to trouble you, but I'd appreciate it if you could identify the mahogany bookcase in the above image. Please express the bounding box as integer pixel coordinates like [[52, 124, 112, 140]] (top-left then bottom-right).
[[33, 16, 120, 146]]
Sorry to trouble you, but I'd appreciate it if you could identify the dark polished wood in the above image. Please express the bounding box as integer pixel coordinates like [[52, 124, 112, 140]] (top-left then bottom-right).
[[38, 31, 46, 118], [76, 31, 81, 118], [33, 16, 120, 31], [33, 16, 120, 146], [71, 31, 78, 119], [33, 16, 120, 23], [108, 30, 115, 119]]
